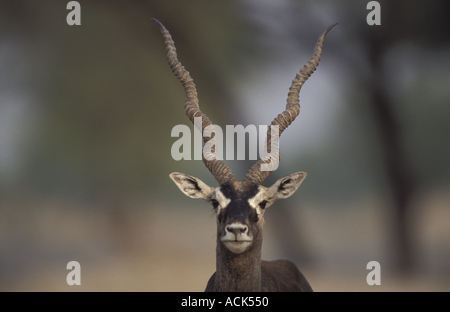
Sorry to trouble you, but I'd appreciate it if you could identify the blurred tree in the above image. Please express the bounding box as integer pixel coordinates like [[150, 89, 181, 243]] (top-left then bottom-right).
[[359, 0, 450, 274], [0, 0, 253, 200], [237, 0, 450, 274], [0, 0, 253, 252]]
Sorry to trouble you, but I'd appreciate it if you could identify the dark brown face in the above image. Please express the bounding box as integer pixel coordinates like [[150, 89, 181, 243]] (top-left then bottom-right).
[[170, 172, 307, 253], [210, 182, 268, 254]]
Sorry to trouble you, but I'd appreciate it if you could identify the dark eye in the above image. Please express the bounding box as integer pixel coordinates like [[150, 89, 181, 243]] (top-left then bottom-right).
[[259, 200, 268, 209], [211, 199, 219, 209]]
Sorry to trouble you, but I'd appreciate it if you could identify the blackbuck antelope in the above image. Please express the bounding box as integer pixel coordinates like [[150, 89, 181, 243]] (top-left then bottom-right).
[[152, 18, 336, 292]]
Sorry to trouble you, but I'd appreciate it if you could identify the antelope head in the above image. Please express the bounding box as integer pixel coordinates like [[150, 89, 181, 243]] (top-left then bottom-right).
[[153, 19, 336, 255]]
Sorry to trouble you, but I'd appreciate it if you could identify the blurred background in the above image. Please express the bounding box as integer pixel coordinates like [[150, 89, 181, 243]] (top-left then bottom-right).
[[1, 0, 449, 291]]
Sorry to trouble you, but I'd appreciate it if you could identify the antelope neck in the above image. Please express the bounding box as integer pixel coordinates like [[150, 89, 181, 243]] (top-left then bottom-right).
[[214, 232, 263, 292]]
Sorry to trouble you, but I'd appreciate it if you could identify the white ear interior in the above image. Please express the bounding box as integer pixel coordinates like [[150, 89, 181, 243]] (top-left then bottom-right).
[[169, 172, 214, 200], [266, 172, 307, 201]]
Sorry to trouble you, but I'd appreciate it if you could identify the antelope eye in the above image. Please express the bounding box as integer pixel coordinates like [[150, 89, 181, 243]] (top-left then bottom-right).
[[211, 199, 219, 209], [259, 200, 268, 209]]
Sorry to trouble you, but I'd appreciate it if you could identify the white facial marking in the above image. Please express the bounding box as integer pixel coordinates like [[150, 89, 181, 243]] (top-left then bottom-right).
[[214, 188, 230, 214], [247, 187, 266, 216], [222, 241, 252, 254], [221, 222, 252, 254]]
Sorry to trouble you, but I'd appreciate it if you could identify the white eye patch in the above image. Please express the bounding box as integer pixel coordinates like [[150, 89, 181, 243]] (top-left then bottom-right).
[[214, 188, 231, 214], [247, 187, 266, 216]]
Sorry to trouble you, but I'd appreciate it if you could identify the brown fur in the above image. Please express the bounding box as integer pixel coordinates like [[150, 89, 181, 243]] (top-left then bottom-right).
[[205, 260, 313, 292], [204, 211, 312, 292]]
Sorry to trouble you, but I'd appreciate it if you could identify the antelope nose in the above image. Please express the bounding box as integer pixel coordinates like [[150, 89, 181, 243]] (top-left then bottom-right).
[[226, 223, 248, 235]]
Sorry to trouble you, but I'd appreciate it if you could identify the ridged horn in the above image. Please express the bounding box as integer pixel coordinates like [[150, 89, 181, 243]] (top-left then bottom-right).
[[244, 23, 338, 185], [152, 18, 236, 185]]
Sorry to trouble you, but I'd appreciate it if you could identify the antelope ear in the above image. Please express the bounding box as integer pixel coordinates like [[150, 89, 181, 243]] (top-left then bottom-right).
[[266, 172, 307, 201], [169, 172, 214, 200]]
